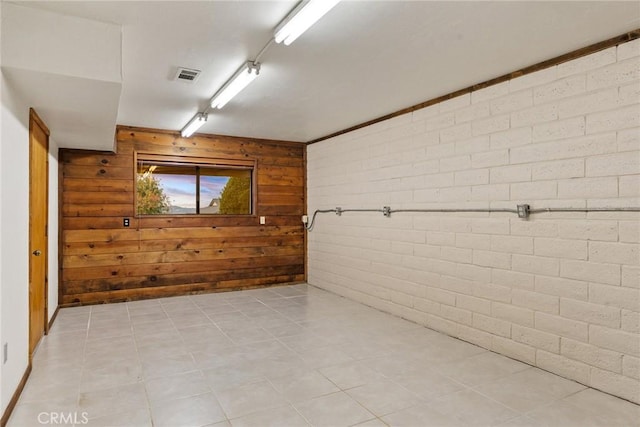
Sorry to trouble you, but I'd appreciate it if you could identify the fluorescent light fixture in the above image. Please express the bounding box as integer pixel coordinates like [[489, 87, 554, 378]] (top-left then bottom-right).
[[274, 0, 340, 46], [210, 61, 261, 109], [181, 112, 207, 138]]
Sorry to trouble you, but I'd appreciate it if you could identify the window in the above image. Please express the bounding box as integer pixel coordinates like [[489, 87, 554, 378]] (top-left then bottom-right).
[[136, 154, 255, 215]]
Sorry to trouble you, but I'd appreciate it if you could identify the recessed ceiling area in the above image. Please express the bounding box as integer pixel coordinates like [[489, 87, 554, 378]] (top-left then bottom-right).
[[8, 1, 640, 145]]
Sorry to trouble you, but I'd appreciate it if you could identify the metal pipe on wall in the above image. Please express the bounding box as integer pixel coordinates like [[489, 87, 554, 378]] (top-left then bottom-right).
[[303, 205, 640, 231]]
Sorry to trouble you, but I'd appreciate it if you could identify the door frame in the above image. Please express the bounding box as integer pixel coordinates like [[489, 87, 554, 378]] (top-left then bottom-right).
[[28, 108, 50, 357]]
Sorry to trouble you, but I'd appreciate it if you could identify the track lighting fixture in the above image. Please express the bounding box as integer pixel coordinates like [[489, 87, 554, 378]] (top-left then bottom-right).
[[210, 61, 261, 110], [179, 1, 341, 136], [181, 112, 207, 138], [274, 0, 341, 46]]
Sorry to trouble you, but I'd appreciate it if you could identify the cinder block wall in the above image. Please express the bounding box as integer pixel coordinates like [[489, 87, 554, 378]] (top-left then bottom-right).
[[307, 39, 640, 403]]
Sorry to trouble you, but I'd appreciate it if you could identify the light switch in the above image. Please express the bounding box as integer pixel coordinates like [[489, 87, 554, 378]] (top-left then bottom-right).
[[259, 216, 266, 225]]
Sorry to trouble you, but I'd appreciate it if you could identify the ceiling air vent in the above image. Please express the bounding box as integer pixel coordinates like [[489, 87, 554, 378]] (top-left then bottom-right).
[[174, 67, 201, 83]]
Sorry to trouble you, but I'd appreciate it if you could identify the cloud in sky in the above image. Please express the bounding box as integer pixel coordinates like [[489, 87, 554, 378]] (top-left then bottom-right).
[[201, 176, 228, 203], [156, 174, 229, 208], [157, 174, 195, 207]]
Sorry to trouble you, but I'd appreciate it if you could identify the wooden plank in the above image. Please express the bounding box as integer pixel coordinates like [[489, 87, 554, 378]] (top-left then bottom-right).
[[255, 158, 304, 168], [61, 276, 305, 306], [62, 153, 133, 168], [63, 244, 304, 268], [64, 225, 302, 243], [117, 126, 305, 149], [137, 216, 301, 228], [63, 265, 304, 294], [63, 215, 303, 230], [62, 255, 304, 281], [258, 185, 304, 196], [259, 194, 304, 206], [260, 205, 304, 216], [258, 175, 303, 186], [257, 165, 304, 177], [63, 178, 133, 192], [63, 191, 133, 205], [64, 235, 304, 255], [63, 164, 133, 180], [63, 228, 141, 243], [137, 226, 303, 240], [63, 217, 131, 230], [63, 204, 134, 217], [131, 140, 302, 161], [216, 274, 304, 290]]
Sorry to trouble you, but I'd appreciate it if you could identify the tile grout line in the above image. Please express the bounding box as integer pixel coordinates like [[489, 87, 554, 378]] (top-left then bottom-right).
[[125, 301, 156, 427]]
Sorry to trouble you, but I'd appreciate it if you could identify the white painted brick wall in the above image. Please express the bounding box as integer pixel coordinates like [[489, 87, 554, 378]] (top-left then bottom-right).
[[534, 75, 586, 105], [561, 338, 622, 372], [535, 312, 589, 342], [589, 326, 640, 357], [621, 310, 639, 333], [560, 299, 621, 329], [624, 356, 640, 380], [307, 40, 640, 403], [621, 266, 639, 289], [557, 47, 616, 78], [512, 324, 559, 353], [587, 57, 640, 90], [532, 158, 584, 181], [557, 88, 619, 119], [532, 116, 585, 142], [490, 127, 532, 150], [534, 276, 588, 301]]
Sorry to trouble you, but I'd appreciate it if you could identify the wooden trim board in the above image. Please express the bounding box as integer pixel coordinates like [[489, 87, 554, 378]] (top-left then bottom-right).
[[46, 306, 61, 334], [0, 364, 32, 427]]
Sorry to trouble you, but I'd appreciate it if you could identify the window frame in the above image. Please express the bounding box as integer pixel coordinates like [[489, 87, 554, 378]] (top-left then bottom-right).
[[134, 152, 257, 217]]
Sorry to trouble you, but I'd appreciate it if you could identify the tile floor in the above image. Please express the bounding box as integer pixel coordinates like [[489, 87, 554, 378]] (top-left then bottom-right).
[[8, 284, 640, 427]]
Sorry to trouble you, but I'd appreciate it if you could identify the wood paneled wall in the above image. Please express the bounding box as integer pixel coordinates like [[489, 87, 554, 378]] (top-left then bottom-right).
[[59, 126, 305, 306]]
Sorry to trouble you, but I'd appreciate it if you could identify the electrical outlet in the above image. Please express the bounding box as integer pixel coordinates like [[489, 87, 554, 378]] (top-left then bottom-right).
[[517, 204, 530, 219], [259, 216, 266, 225], [3, 343, 7, 364], [123, 218, 130, 227]]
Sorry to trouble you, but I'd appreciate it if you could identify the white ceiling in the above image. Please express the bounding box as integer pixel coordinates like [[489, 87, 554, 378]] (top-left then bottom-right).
[[11, 1, 640, 144]]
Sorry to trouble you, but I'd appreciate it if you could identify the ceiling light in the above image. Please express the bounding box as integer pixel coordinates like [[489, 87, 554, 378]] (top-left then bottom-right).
[[181, 112, 207, 138], [210, 61, 261, 109], [274, 0, 341, 46]]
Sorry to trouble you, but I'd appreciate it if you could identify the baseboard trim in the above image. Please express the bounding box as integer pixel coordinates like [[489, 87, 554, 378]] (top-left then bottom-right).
[[0, 363, 32, 427], [46, 306, 61, 335]]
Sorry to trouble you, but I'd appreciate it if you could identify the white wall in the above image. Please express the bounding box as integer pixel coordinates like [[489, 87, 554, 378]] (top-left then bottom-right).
[[0, 70, 30, 415], [2, 3, 107, 415], [0, 65, 60, 419], [307, 39, 640, 403], [1, 3, 122, 151], [1, 3, 121, 84]]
